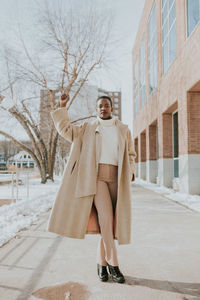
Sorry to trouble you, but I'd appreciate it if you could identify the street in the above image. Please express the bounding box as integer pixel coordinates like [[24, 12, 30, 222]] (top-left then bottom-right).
[[0, 183, 200, 300]]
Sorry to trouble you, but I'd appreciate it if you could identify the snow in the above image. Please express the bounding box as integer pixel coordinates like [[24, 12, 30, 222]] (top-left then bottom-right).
[[135, 178, 200, 213], [0, 176, 61, 247], [1, 174, 200, 248]]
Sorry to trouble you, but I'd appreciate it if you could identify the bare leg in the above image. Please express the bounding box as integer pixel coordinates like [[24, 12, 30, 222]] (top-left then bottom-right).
[[94, 180, 118, 266]]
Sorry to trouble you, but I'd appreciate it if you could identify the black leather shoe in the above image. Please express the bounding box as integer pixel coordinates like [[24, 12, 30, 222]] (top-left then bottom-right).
[[97, 264, 108, 282], [107, 264, 125, 283]]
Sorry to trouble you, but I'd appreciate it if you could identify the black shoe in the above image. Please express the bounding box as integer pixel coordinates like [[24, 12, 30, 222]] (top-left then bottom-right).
[[107, 264, 125, 283], [97, 264, 108, 282]]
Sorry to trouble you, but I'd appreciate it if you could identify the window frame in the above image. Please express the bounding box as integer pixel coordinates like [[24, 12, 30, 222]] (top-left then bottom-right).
[[161, 0, 177, 74], [140, 37, 146, 108], [148, 3, 158, 95], [172, 110, 179, 178], [186, 0, 200, 37], [134, 59, 139, 118]]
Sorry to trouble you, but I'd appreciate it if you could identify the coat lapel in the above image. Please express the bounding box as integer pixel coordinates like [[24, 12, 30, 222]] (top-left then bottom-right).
[[116, 120, 128, 185]]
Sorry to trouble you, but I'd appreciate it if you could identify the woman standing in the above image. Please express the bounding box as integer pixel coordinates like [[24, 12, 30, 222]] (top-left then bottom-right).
[[47, 94, 136, 284]]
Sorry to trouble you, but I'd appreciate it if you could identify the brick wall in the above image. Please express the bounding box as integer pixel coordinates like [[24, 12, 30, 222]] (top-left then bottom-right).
[[187, 92, 200, 154]]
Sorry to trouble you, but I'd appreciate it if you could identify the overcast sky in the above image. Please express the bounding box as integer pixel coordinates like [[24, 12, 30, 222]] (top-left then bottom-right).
[[0, 0, 145, 136]]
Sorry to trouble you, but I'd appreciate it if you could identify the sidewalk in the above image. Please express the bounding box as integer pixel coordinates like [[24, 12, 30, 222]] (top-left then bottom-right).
[[0, 184, 200, 300]]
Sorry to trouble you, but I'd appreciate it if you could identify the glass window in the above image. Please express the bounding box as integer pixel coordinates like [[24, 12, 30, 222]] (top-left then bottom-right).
[[187, 0, 200, 36], [161, 0, 177, 74], [169, 23, 176, 62], [163, 40, 169, 73], [148, 4, 157, 94], [162, 0, 167, 7], [173, 112, 179, 177], [134, 60, 138, 118], [140, 38, 146, 108]]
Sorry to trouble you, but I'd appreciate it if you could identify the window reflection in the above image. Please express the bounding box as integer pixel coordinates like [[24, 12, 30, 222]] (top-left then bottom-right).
[[140, 38, 146, 108], [187, 0, 200, 36], [169, 23, 176, 62], [134, 60, 138, 118], [148, 4, 157, 94], [161, 0, 177, 74]]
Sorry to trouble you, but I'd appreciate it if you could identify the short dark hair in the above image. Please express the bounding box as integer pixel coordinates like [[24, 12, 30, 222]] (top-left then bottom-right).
[[96, 95, 112, 107]]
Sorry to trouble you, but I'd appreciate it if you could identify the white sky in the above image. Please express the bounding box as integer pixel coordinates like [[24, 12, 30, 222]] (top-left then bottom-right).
[[0, 0, 145, 136]]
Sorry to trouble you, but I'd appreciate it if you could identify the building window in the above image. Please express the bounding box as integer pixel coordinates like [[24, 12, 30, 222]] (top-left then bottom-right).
[[140, 38, 146, 108], [148, 3, 157, 94], [173, 111, 179, 177], [187, 0, 200, 36], [134, 60, 139, 118], [162, 0, 177, 74]]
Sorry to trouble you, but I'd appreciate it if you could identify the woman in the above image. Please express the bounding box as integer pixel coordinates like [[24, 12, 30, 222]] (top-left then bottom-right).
[[47, 94, 136, 284]]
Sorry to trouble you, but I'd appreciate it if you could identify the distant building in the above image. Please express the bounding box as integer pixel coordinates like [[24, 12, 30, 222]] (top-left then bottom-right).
[[0, 140, 33, 170], [8, 150, 35, 168], [0, 156, 6, 170], [132, 0, 200, 194]]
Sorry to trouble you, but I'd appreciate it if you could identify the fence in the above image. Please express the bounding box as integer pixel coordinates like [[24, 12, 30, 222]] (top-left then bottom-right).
[[0, 169, 31, 203]]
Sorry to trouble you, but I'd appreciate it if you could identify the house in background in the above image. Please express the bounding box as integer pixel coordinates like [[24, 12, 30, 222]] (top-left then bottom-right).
[[8, 150, 35, 169], [132, 0, 200, 194], [0, 140, 34, 170]]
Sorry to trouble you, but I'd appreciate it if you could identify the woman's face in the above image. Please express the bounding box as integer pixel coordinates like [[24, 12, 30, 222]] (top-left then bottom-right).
[[96, 98, 113, 120]]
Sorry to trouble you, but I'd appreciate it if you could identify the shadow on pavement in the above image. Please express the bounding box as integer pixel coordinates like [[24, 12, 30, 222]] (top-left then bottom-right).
[[125, 276, 200, 298]]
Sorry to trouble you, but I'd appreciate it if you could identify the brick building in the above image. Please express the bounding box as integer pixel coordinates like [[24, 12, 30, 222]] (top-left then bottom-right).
[[132, 0, 200, 194]]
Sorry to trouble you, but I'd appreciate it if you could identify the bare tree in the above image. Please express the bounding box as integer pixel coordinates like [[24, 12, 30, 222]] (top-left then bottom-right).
[[0, 0, 114, 183]]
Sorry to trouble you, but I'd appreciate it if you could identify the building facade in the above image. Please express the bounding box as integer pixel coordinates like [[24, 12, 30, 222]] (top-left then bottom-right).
[[8, 150, 35, 168], [132, 0, 200, 194], [0, 140, 33, 170]]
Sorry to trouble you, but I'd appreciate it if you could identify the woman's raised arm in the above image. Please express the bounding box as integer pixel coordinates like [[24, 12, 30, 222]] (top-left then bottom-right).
[[50, 94, 86, 143]]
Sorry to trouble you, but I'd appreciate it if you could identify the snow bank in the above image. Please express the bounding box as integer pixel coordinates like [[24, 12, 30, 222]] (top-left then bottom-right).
[[0, 176, 61, 247], [135, 178, 200, 213]]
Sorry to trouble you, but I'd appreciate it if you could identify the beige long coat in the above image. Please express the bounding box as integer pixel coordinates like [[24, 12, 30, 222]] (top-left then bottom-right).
[[47, 107, 136, 245]]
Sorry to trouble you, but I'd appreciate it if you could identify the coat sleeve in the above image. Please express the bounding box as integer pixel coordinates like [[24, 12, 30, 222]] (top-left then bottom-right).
[[50, 107, 86, 143], [127, 129, 137, 177]]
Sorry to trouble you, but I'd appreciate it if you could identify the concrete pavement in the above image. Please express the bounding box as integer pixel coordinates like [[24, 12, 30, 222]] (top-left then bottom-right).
[[0, 183, 200, 300]]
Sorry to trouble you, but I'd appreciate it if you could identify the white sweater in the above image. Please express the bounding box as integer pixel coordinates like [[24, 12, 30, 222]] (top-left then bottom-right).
[[97, 116, 119, 166]]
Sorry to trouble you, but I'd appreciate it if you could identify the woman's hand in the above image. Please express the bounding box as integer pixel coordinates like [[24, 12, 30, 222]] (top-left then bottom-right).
[[60, 94, 70, 107]]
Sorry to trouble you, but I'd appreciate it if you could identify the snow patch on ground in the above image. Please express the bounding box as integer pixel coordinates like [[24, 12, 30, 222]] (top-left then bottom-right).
[[135, 178, 200, 213], [0, 176, 61, 247]]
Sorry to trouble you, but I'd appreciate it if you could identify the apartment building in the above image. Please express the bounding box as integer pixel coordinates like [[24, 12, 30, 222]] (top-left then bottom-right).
[[132, 0, 200, 194]]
